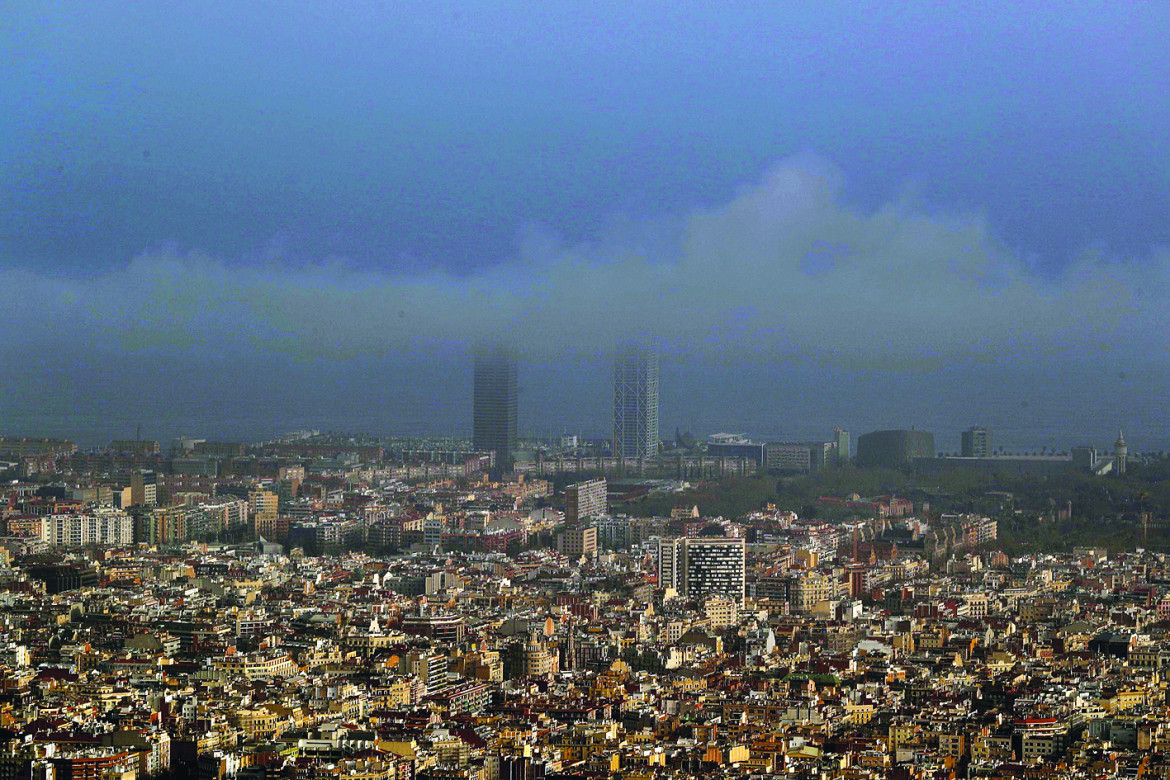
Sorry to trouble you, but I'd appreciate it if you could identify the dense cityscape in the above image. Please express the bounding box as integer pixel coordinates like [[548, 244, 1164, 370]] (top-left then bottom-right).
[[2, 350, 1168, 780], [5, 5, 1169, 779]]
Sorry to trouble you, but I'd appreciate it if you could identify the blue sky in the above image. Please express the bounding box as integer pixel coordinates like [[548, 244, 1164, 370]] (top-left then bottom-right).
[[6, 1, 1168, 273], [2, 2, 1169, 447]]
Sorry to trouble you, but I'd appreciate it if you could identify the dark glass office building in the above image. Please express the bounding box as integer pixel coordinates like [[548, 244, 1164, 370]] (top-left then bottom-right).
[[856, 429, 935, 469], [473, 350, 518, 470]]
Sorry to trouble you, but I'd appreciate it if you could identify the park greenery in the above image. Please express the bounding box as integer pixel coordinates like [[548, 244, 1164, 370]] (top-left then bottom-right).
[[617, 455, 1170, 554]]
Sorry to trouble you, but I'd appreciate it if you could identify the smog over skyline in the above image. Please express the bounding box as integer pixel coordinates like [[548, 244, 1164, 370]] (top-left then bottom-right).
[[3, 2, 1169, 449]]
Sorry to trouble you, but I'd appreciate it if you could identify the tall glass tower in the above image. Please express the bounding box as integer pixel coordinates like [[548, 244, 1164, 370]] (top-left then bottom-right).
[[613, 345, 659, 459], [473, 349, 517, 471]]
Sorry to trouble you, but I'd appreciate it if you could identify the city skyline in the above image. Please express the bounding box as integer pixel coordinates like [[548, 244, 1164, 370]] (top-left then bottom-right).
[[2, 4, 1170, 453], [0, 348, 1152, 457]]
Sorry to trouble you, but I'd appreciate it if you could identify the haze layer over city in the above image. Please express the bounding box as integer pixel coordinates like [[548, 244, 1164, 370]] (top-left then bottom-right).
[[3, 3, 1169, 451]]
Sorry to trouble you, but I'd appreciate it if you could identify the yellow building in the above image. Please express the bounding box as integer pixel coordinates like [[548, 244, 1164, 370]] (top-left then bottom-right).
[[249, 489, 279, 537]]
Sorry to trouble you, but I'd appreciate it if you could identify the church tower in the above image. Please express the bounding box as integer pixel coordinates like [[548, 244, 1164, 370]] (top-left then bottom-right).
[[1114, 431, 1128, 476]]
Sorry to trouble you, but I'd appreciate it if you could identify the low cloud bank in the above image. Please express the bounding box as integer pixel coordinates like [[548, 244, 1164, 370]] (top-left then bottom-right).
[[2, 154, 1165, 369]]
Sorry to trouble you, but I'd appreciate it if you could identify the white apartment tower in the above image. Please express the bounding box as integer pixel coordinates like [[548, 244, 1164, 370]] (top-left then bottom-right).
[[656, 536, 746, 605]]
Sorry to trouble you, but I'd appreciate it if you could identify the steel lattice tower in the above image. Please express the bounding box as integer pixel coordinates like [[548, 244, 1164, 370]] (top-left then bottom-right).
[[613, 345, 659, 459]]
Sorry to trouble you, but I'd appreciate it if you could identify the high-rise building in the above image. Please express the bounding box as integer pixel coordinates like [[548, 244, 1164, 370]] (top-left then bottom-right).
[[764, 443, 813, 474], [856, 429, 935, 469], [42, 509, 134, 548], [249, 489, 280, 538], [565, 478, 607, 523], [807, 441, 834, 472], [656, 536, 746, 605], [473, 350, 518, 471], [961, 426, 991, 458], [401, 650, 449, 697], [556, 526, 598, 559], [834, 427, 851, 466], [613, 345, 659, 459], [656, 538, 680, 595], [129, 470, 157, 507]]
